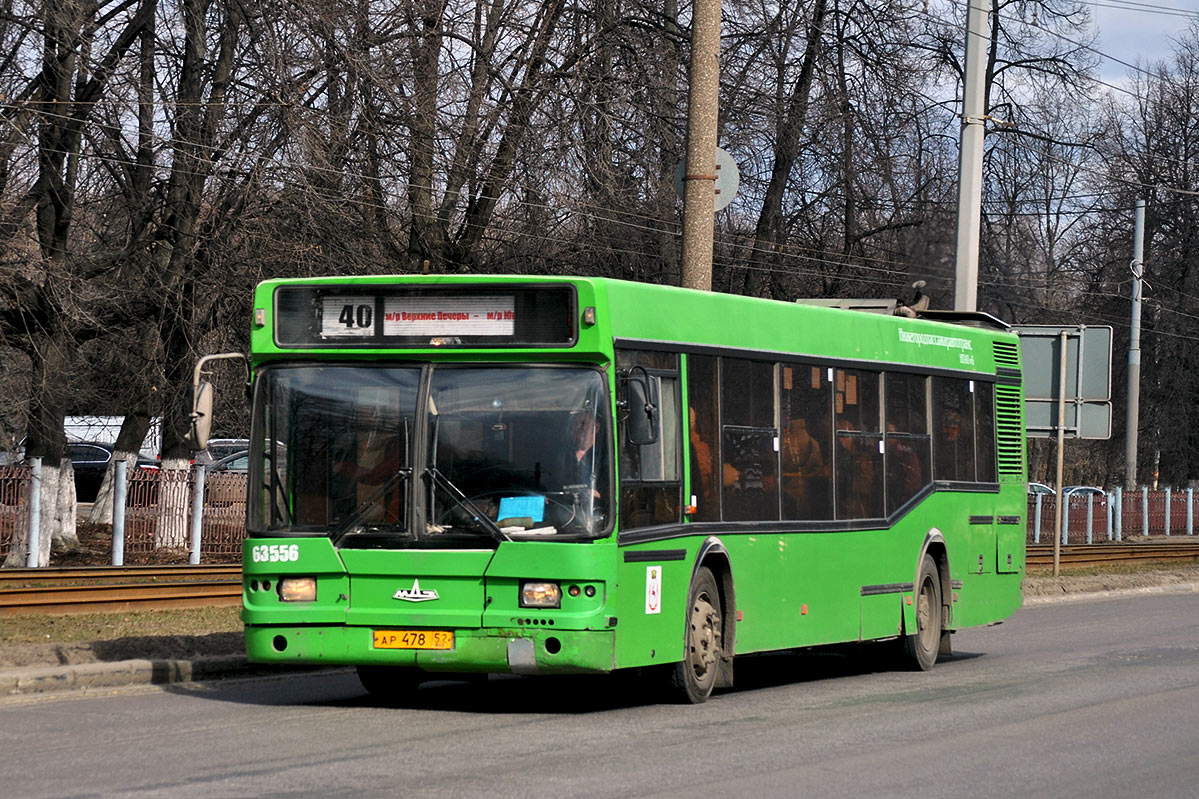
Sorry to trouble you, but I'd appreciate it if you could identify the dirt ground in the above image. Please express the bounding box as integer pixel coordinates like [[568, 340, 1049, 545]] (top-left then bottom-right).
[[1022, 564, 1199, 598]]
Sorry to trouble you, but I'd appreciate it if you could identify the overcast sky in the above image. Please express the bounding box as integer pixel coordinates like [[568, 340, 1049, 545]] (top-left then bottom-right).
[[1092, 1, 1198, 82]]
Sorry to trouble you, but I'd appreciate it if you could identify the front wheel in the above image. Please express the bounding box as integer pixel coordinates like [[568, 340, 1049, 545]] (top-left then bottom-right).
[[903, 554, 943, 671], [669, 566, 723, 703]]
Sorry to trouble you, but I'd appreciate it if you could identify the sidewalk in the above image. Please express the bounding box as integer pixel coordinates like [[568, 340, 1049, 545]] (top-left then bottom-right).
[[3, 577, 1197, 699]]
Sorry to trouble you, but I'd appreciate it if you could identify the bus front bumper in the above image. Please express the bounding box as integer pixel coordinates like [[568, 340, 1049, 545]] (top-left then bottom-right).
[[245, 625, 617, 675]]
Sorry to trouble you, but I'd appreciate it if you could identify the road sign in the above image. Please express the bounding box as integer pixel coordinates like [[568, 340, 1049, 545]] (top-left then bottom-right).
[[674, 147, 740, 212], [1015, 325, 1113, 439]]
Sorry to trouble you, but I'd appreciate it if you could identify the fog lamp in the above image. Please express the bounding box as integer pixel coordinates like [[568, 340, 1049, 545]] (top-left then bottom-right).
[[520, 581, 561, 608], [279, 576, 317, 602]]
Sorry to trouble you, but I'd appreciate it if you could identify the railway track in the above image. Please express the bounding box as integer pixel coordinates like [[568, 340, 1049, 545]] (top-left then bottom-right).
[[1026, 541, 1199, 568], [0, 565, 241, 616], [1, 542, 1196, 616]]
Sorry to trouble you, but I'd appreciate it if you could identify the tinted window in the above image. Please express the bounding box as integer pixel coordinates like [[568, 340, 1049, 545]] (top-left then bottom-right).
[[932, 377, 975, 481], [834, 369, 883, 519], [721, 358, 778, 521], [975, 382, 997, 483], [884, 372, 931, 514], [617, 350, 682, 529], [780, 364, 833, 520], [687, 354, 720, 521]]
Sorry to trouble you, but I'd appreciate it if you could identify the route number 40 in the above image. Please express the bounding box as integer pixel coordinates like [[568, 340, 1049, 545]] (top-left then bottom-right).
[[339, 303, 373, 329], [251, 544, 300, 563]]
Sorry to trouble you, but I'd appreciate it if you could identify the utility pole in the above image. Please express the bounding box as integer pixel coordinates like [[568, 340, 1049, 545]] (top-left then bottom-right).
[[1125, 199, 1146, 490], [954, 0, 989, 312], [680, 0, 721, 292]]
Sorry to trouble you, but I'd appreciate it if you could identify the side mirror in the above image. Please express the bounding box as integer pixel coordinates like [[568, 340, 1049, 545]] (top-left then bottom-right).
[[186, 381, 214, 450], [621, 368, 659, 446], [186, 352, 250, 452]]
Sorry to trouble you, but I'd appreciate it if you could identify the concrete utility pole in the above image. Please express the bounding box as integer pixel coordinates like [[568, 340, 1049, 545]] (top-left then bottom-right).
[[1125, 199, 1146, 490], [953, 0, 990, 312], [679, 0, 721, 292]]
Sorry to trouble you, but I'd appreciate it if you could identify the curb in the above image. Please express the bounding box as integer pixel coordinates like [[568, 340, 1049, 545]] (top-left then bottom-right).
[[1, 654, 251, 698], [1022, 581, 1199, 606]]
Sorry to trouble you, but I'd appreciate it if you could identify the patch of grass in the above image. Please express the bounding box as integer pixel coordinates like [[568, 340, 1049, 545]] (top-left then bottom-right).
[[0, 606, 242, 645]]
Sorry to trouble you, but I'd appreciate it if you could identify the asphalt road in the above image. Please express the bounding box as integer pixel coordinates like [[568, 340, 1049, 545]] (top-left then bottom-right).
[[2, 592, 1197, 799]]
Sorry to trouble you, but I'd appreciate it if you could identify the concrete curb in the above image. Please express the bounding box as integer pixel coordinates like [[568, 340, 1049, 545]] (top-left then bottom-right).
[[1, 654, 251, 697], [1022, 581, 1199, 606]]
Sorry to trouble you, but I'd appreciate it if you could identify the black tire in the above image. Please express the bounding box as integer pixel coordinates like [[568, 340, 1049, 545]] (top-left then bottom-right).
[[356, 665, 422, 702], [903, 554, 943, 671], [670, 566, 723, 703]]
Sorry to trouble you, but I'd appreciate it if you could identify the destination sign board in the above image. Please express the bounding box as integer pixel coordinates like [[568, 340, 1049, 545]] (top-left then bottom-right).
[[275, 285, 575, 348]]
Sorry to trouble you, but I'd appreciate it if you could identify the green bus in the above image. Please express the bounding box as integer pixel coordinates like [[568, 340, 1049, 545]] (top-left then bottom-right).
[[221, 275, 1025, 703]]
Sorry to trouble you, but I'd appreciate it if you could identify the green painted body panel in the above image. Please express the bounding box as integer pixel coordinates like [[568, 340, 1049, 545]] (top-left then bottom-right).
[[245, 624, 615, 673], [242, 275, 1026, 677]]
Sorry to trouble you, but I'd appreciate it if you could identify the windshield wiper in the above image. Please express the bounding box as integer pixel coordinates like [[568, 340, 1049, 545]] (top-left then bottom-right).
[[329, 468, 412, 543], [424, 467, 510, 543]]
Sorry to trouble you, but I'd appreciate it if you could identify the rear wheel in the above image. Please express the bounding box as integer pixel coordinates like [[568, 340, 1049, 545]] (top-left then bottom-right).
[[356, 665, 422, 702], [903, 554, 942, 671], [670, 566, 723, 703]]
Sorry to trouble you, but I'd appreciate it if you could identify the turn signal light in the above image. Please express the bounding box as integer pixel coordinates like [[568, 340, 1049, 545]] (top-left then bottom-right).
[[279, 577, 317, 602]]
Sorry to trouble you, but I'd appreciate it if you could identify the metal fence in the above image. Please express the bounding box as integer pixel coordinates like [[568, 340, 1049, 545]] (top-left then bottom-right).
[[4, 463, 1196, 562], [0, 465, 30, 560], [1027, 488, 1199, 544], [0, 464, 248, 564]]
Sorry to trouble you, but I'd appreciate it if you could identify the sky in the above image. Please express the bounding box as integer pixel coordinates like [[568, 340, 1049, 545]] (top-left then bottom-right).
[[1091, 0, 1199, 82]]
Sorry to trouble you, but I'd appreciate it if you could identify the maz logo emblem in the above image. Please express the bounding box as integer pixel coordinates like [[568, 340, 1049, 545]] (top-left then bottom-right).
[[393, 579, 439, 602]]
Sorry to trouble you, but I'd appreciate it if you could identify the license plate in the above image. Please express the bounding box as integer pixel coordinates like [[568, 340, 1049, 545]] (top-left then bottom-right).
[[372, 629, 454, 650]]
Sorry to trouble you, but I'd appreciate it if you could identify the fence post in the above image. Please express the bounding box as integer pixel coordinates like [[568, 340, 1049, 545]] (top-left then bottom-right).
[[1062, 494, 1070, 546], [1189, 488, 1194, 536], [26, 457, 42, 568], [111, 460, 127, 566], [1086, 494, 1094, 545], [1107, 484, 1117, 542], [1106, 491, 1114, 541], [1142, 486, 1149, 536], [189, 465, 206, 566], [1034, 494, 1043, 544], [1165, 486, 1172, 536]]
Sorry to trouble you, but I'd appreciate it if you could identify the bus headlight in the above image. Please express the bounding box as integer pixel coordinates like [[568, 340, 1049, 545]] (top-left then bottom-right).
[[279, 577, 317, 602], [520, 581, 561, 608]]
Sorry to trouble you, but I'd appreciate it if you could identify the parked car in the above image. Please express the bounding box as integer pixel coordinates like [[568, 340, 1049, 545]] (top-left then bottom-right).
[[69, 442, 157, 503], [194, 438, 250, 467], [208, 450, 249, 472], [1028, 482, 1055, 496], [1063, 485, 1105, 498]]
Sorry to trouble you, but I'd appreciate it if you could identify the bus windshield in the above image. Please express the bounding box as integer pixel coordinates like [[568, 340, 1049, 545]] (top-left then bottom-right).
[[248, 365, 612, 542]]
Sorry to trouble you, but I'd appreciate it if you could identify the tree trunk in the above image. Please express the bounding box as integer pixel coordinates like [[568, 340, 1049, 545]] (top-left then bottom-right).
[[89, 413, 152, 524]]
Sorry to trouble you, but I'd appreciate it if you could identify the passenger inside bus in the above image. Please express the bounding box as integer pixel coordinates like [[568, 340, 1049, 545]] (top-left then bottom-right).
[[782, 416, 827, 518]]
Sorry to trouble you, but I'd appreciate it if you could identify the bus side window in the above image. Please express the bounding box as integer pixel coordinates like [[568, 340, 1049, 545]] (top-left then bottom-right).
[[974, 382, 997, 483], [932, 377, 976, 481], [834, 368, 883, 519], [781, 364, 832, 521], [720, 358, 778, 522], [687, 354, 720, 522], [884, 372, 931, 515], [617, 350, 682, 529]]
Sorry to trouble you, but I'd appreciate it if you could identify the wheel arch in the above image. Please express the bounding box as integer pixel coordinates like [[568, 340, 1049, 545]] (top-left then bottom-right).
[[911, 529, 952, 634], [691, 536, 735, 688]]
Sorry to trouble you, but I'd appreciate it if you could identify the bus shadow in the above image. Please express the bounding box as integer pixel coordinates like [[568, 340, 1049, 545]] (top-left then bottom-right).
[[174, 643, 984, 713]]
